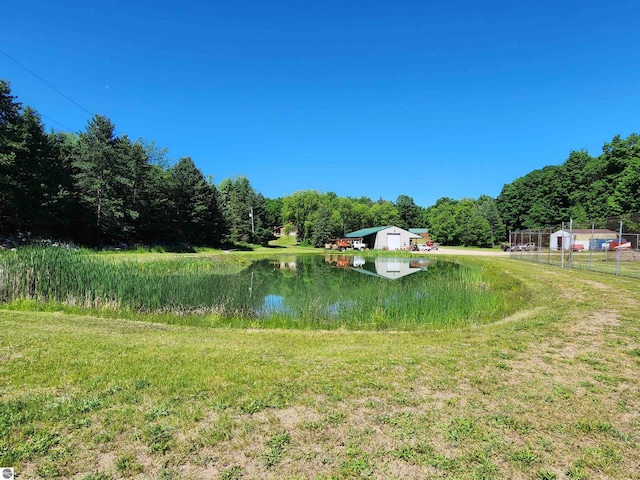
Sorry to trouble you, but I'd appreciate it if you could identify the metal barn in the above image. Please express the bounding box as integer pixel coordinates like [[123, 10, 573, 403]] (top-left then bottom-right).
[[346, 226, 421, 251]]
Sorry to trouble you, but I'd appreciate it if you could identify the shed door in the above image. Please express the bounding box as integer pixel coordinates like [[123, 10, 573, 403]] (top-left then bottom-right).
[[387, 233, 401, 250]]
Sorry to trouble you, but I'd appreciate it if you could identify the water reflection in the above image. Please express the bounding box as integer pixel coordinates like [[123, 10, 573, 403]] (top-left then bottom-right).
[[123, 254, 504, 328], [323, 254, 431, 280], [230, 255, 442, 318]]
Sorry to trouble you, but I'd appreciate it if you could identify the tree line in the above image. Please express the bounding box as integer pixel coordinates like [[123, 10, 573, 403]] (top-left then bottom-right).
[[2, 78, 638, 248], [1, 79, 271, 247], [497, 134, 640, 232]]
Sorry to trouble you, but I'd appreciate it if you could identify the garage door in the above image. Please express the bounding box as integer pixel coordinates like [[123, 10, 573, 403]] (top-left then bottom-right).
[[387, 233, 401, 250]]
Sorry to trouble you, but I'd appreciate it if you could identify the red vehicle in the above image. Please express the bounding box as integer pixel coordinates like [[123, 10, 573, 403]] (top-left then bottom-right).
[[325, 238, 367, 252], [602, 240, 631, 251], [417, 240, 437, 251]]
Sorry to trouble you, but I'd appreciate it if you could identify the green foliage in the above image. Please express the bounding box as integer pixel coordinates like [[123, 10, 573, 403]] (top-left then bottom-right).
[[395, 194, 421, 230], [476, 194, 505, 245], [217, 176, 271, 245], [0, 80, 71, 235], [370, 198, 400, 226], [0, 79, 227, 247], [71, 115, 131, 244], [282, 190, 323, 242], [170, 157, 222, 245], [265, 197, 284, 229], [425, 196, 496, 246]]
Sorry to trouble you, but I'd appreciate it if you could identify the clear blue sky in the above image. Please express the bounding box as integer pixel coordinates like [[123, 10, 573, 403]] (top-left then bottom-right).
[[3, 0, 639, 207]]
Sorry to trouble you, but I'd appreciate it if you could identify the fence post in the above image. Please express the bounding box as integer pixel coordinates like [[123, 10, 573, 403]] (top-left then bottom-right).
[[588, 222, 594, 270], [537, 230, 542, 262], [561, 222, 565, 268], [569, 219, 574, 268], [616, 220, 623, 276]]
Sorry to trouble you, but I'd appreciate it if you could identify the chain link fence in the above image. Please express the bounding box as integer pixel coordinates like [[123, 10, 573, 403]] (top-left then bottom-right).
[[508, 215, 640, 279]]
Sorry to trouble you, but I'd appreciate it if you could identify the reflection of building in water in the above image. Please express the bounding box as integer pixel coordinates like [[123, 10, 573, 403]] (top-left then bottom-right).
[[363, 258, 424, 279], [271, 260, 297, 271], [323, 255, 430, 280]]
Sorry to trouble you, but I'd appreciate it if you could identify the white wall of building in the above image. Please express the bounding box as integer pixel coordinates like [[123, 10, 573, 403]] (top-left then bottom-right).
[[373, 226, 421, 250]]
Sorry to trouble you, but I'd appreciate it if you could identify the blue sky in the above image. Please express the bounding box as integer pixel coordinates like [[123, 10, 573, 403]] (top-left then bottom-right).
[[3, 0, 639, 207]]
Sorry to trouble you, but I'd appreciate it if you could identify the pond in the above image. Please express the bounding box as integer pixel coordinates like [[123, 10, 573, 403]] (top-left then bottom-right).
[[0, 249, 525, 330], [220, 254, 515, 329]]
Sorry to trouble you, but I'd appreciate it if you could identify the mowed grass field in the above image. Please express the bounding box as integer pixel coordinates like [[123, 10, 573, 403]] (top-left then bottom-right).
[[1, 255, 639, 479]]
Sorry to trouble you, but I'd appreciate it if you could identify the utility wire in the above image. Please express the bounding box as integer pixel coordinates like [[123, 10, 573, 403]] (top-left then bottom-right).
[[1, 48, 94, 117], [40, 113, 73, 132]]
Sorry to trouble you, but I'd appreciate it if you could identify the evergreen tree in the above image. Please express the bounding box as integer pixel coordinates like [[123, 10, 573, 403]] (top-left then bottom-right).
[[71, 115, 132, 244], [0, 80, 68, 235], [170, 157, 220, 245], [0, 80, 24, 232]]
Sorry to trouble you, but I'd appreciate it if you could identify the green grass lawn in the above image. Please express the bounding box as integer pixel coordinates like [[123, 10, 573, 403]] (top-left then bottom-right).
[[1, 256, 639, 479]]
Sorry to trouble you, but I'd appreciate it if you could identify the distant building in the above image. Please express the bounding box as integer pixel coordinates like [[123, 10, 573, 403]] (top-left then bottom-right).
[[550, 229, 618, 251], [346, 226, 421, 250], [409, 228, 431, 244]]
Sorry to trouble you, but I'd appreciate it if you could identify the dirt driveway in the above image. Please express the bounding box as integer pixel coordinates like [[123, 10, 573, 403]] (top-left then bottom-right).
[[424, 246, 510, 256]]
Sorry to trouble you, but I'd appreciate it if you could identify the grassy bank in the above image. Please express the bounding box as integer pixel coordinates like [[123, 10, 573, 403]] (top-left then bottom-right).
[[1, 257, 639, 479]]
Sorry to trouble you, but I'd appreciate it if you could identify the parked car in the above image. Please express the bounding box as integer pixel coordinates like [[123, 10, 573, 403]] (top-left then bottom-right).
[[511, 243, 537, 251], [419, 241, 438, 251]]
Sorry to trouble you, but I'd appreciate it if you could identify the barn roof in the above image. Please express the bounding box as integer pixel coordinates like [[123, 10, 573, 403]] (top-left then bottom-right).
[[346, 226, 422, 238], [553, 229, 618, 235], [345, 226, 392, 237], [573, 229, 618, 234]]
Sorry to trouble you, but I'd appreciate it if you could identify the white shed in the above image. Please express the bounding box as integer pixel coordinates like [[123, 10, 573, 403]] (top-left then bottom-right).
[[550, 229, 618, 251]]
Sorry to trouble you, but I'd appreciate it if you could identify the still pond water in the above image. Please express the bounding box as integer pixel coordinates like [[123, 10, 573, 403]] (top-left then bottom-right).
[[163, 254, 516, 329]]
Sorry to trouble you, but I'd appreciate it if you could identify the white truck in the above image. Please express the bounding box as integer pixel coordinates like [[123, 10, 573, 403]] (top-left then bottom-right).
[[350, 240, 368, 251], [325, 238, 368, 251]]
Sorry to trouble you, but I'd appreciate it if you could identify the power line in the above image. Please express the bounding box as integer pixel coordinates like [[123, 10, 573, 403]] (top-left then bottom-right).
[[40, 113, 73, 132], [0, 48, 94, 117]]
